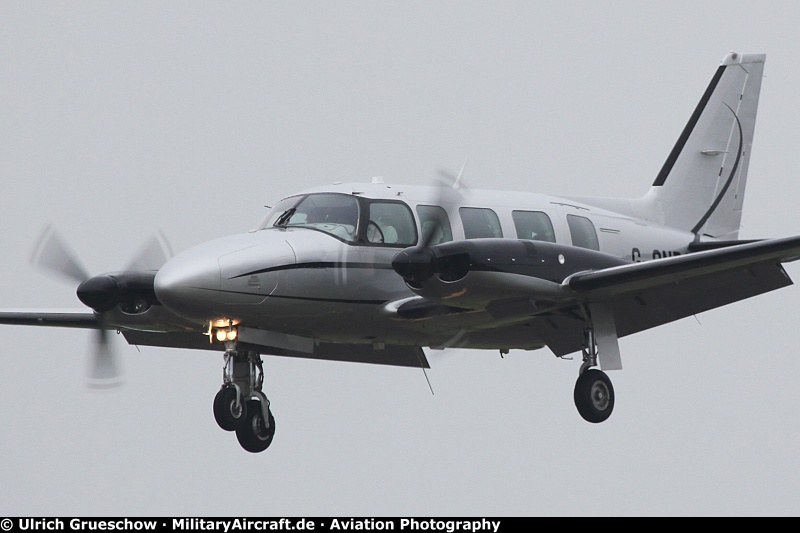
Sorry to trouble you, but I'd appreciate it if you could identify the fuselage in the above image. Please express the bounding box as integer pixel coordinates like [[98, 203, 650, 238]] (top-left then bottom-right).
[[150, 182, 696, 350]]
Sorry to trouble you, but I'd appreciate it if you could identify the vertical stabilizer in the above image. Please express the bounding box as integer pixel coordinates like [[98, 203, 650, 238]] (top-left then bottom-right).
[[638, 52, 765, 240]]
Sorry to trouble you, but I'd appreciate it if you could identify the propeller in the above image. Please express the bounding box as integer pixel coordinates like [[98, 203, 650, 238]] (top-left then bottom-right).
[[395, 163, 475, 370], [392, 162, 469, 284], [30, 225, 172, 389]]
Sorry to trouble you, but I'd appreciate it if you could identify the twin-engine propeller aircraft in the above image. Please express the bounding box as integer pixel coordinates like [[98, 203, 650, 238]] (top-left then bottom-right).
[[3, 52, 799, 453]]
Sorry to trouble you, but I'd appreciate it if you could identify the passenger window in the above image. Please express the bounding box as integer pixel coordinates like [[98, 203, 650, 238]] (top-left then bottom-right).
[[460, 207, 503, 239], [567, 215, 599, 251], [366, 201, 417, 246], [512, 210, 556, 243], [416, 205, 453, 245]]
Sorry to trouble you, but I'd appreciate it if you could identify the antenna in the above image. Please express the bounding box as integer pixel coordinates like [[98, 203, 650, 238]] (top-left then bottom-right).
[[416, 350, 434, 396]]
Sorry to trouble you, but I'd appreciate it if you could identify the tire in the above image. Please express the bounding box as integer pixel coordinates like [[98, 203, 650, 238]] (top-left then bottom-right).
[[236, 400, 276, 453], [574, 369, 615, 423], [213, 386, 247, 431]]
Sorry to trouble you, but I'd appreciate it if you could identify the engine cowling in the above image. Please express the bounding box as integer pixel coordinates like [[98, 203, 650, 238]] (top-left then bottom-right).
[[77, 271, 159, 314], [392, 239, 629, 309]]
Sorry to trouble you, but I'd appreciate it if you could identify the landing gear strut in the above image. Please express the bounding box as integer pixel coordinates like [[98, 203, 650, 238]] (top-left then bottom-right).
[[213, 344, 275, 453], [573, 327, 615, 423]]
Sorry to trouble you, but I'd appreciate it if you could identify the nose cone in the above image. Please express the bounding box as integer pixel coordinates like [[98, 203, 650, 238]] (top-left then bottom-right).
[[154, 241, 223, 322], [154, 232, 298, 323]]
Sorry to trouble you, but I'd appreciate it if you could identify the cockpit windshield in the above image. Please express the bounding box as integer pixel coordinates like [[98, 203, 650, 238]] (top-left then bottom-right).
[[258, 192, 418, 246], [259, 193, 359, 242]]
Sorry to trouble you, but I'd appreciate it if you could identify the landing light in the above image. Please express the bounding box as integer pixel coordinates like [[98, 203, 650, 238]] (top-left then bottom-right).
[[205, 319, 240, 343], [214, 327, 238, 342]]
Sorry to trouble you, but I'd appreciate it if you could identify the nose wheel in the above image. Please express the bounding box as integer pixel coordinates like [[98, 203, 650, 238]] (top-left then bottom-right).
[[213, 386, 247, 431], [236, 399, 276, 453], [214, 346, 276, 452]]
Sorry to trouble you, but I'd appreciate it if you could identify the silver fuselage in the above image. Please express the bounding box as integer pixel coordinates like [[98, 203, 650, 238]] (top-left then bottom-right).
[[145, 182, 694, 350]]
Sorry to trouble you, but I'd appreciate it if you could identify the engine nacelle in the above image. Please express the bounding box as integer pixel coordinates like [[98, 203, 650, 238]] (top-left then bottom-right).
[[77, 271, 159, 314], [392, 239, 629, 309]]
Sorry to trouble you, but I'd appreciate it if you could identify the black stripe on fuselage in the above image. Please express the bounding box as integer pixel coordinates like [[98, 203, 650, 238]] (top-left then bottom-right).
[[653, 65, 727, 187], [200, 286, 388, 305], [231, 261, 394, 279], [268, 294, 388, 305]]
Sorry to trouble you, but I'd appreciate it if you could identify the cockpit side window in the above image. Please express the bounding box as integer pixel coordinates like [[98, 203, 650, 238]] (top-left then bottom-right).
[[260, 193, 359, 242], [365, 201, 417, 246], [416, 205, 453, 245]]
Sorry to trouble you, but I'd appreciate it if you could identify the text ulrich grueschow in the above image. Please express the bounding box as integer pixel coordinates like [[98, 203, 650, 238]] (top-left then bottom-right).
[[11, 519, 502, 533], [14, 520, 159, 531]]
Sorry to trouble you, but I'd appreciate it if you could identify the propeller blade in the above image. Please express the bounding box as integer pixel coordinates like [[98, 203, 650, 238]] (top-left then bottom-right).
[[86, 325, 124, 390], [28, 226, 130, 389], [30, 225, 91, 284], [415, 163, 470, 249], [125, 230, 173, 272], [394, 163, 474, 282], [436, 158, 468, 190]]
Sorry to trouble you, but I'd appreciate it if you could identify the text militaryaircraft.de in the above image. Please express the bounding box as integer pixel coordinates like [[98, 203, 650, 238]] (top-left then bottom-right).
[[2, 52, 797, 453]]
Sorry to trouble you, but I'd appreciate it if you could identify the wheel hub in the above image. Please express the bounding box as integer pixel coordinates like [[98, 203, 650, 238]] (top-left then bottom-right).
[[591, 381, 610, 411]]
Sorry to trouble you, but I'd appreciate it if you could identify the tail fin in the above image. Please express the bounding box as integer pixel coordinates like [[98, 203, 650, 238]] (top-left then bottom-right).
[[639, 52, 765, 240]]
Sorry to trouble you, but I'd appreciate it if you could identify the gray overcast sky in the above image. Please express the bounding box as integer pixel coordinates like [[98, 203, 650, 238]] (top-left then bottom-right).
[[2, 0, 800, 516]]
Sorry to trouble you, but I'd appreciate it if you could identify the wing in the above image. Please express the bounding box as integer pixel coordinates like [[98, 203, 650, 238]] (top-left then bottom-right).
[[121, 330, 429, 368], [0, 309, 99, 329], [0, 310, 428, 368], [540, 235, 800, 355], [389, 236, 800, 357]]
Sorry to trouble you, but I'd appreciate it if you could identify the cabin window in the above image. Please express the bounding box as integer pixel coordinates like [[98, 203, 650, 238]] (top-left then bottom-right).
[[460, 207, 503, 239], [416, 205, 453, 245], [567, 214, 599, 251], [262, 193, 360, 242], [512, 210, 556, 243], [365, 201, 417, 246]]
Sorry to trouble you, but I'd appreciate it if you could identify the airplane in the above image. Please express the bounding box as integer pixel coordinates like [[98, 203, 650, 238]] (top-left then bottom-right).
[[3, 51, 798, 453]]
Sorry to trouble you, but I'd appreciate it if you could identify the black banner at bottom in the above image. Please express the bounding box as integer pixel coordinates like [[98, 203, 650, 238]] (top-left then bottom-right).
[[3, 518, 505, 533]]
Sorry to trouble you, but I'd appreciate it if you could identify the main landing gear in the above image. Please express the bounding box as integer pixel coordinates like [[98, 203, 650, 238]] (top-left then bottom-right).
[[213, 344, 275, 453], [573, 327, 615, 423]]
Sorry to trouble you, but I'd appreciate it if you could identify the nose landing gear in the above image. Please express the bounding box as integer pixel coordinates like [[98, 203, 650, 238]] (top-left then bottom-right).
[[213, 344, 275, 453], [213, 385, 247, 431], [236, 399, 276, 453]]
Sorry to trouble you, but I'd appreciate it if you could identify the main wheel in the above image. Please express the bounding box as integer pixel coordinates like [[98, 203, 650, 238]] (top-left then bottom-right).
[[236, 399, 276, 453], [574, 369, 615, 423], [213, 386, 247, 431]]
